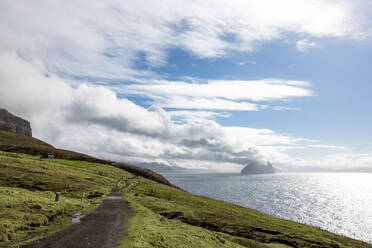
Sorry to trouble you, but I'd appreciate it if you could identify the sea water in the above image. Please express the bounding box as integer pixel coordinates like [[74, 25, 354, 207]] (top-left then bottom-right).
[[163, 172, 372, 243]]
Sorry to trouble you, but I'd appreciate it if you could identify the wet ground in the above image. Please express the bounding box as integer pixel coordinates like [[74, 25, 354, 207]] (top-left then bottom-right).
[[22, 189, 130, 248]]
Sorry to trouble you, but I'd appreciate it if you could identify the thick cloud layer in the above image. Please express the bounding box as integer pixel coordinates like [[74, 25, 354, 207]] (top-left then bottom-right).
[[0, 53, 262, 170], [1, 0, 371, 171], [0, 0, 367, 80], [1, 52, 372, 171]]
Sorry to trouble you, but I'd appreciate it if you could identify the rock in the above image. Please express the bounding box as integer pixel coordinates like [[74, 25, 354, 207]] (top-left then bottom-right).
[[241, 161, 275, 174], [0, 108, 32, 136]]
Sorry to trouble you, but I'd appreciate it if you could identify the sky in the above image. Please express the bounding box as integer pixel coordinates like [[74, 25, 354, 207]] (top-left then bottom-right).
[[0, 0, 372, 172]]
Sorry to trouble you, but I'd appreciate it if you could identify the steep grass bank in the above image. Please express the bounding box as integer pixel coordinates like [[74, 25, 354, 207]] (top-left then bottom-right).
[[0, 130, 172, 186], [120, 176, 372, 248], [1, 129, 371, 248], [1, 150, 371, 248]]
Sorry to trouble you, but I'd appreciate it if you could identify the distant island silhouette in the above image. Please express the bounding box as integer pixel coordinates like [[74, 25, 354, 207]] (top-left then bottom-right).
[[241, 161, 275, 174]]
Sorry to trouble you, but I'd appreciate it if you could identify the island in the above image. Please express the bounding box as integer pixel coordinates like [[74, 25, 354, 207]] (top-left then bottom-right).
[[241, 160, 276, 174]]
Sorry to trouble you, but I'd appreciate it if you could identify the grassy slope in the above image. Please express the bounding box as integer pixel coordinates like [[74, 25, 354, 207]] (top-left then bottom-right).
[[0, 130, 172, 186], [0, 131, 371, 248], [0, 151, 131, 246], [1, 152, 371, 248], [119, 177, 372, 248]]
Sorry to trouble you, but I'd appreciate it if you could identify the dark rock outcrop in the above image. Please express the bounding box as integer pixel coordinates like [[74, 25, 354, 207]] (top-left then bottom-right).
[[241, 161, 275, 174], [0, 109, 32, 136]]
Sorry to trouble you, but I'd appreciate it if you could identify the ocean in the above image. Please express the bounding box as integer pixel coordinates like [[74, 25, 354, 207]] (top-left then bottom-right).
[[163, 172, 372, 243]]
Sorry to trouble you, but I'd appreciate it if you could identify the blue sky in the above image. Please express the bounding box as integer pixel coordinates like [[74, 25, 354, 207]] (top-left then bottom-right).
[[136, 37, 372, 151], [1, 0, 372, 171]]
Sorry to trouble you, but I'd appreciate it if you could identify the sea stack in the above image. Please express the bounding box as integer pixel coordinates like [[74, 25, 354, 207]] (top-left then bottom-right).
[[241, 161, 275, 175]]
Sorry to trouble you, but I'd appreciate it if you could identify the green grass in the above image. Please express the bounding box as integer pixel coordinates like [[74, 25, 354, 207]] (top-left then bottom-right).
[[0, 151, 131, 246], [119, 176, 372, 248], [118, 195, 245, 248], [1, 129, 372, 248], [0, 187, 93, 244], [0, 130, 172, 186]]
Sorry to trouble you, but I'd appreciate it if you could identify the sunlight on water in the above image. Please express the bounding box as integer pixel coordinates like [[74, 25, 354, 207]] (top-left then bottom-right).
[[164, 172, 372, 243]]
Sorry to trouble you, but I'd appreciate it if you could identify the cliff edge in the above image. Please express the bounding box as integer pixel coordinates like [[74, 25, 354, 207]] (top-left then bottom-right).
[[0, 108, 32, 136]]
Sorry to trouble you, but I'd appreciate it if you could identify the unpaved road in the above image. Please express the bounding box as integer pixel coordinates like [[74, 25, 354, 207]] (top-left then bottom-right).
[[22, 189, 129, 248]]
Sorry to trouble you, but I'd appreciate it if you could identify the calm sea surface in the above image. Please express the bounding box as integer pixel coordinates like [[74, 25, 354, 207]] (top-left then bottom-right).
[[163, 172, 372, 243]]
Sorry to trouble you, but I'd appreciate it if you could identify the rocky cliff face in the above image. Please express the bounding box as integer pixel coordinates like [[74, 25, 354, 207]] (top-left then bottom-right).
[[0, 109, 32, 136], [241, 161, 275, 175]]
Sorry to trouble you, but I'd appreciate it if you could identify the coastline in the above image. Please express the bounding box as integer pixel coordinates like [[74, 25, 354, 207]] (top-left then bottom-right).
[[162, 172, 372, 244]]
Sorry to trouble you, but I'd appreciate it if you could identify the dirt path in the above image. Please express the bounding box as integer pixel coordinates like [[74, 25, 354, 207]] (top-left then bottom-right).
[[22, 189, 129, 248]]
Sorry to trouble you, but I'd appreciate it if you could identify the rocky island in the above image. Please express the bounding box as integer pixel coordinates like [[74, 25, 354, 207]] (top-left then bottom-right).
[[241, 160, 276, 174]]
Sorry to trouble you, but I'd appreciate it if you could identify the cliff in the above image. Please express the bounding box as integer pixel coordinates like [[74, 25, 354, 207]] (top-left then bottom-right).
[[241, 160, 275, 174], [0, 109, 32, 136]]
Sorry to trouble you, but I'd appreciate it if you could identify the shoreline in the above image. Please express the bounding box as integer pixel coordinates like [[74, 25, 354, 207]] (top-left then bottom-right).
[[163, 171, 372, 244]]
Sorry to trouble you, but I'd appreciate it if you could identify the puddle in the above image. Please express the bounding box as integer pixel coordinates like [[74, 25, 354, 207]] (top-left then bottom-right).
[[71, 211, 83, 223]]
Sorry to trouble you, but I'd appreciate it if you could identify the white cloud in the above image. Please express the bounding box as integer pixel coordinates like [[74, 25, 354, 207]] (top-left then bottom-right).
[[0, 54, 264, 171], [0, 53, 315, 171], [118, 79, 312, 110], [296, 40, 321, 52], [309, 144, 349, 150], [1, 0, 371, 172], [237, 61, 256, 66], [122, 79, 312, 101], [169, 111, 231, 122], [0, 0, 368, 81], [223, 127, 305, 146], [0, 57, 370, 172], [284, 152, 372, 171], [156, 97, 260, 111]]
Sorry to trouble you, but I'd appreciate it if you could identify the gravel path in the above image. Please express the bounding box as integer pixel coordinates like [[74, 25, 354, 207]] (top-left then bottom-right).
[[22, 189, 129, 248]]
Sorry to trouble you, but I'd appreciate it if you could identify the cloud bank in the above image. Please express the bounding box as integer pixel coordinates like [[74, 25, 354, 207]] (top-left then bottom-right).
[[1, 54, 371, 172], [0, 0, 367, 80], [118, 79, 312, 111], [1, 0, 371, 171], [0, 54, 264, 171]]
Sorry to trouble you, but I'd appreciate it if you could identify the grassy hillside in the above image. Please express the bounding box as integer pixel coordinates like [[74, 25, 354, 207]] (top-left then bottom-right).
[[2, 151, 370, 248], [119, 177, 371, 248], [0, 151, 131, 246], [0, 130, 172, 186], [0, 131, 371, 247]]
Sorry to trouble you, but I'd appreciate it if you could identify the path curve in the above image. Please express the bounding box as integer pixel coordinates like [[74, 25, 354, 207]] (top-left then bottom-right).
[[22, 189, 129, 248]]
